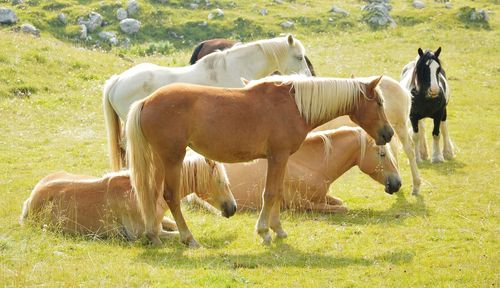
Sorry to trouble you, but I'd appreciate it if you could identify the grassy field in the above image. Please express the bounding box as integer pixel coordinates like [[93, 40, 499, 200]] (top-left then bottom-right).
[[1, 0, 499, 286]]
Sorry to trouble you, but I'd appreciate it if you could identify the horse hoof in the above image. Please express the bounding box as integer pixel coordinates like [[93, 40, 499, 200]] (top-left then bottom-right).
[[260, 233, 272, 245], [150, 237, 162, 247], [443, 151, 454, 160], [275, 229, 288, 239], [411, 188, 420, 196], [186, 239, 201, 249], [431, 156, 444, 163]]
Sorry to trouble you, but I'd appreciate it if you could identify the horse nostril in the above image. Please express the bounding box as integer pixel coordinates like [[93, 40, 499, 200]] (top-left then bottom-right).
[[222, 201, 237, 218]]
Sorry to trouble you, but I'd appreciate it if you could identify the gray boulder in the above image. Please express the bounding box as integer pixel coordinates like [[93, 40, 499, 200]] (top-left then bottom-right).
[[260, 8, 268, 16], [58, 13, 67, 25], [21, 23, 39, 36], [117, 8, 127, 20], [127, 0, 139, 16], [12, 0, 23, 5], [0, 7, 18, 24], [330, 5, 349, 16], [79, 24, 87, 40], [78, 12, 103, 32], [98, 31, 118, 45], [413, 1, 425, 9], [208, 8, 224, 20], [280, 20, 294, 29], [363, 2, 396, 28], [119, 18, 141, 34]]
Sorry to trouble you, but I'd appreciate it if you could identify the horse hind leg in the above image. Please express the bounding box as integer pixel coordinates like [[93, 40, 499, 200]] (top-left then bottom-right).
[[431, 117, 445, 163], [394, 123, 421, 195], [441, 109, 454, 160]]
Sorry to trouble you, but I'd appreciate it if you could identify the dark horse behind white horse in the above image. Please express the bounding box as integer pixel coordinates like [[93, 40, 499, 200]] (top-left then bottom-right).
[[400, 47, 454, 163]]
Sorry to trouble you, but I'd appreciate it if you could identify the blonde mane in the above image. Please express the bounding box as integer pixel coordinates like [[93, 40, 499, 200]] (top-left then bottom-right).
[[247, 75, 371, 126], [179, 151, 229, 200]]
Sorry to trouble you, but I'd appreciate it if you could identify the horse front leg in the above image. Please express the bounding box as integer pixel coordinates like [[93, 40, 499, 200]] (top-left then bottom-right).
[[163, 159, 200, 248], [256, 154, 289, 245], [431, 116, 444, 163], [441, 108, 454, 160], [418, 121, 429, 161], [393, 123, 421, 195]]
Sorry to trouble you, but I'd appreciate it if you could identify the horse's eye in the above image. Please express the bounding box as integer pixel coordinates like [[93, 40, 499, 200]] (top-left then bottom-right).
[[296, 56, 303, 61], [379, 151, 386, 157]]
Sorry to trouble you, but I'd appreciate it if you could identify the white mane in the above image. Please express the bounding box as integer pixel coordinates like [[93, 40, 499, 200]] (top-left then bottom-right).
[[246, 75, 368, 126], [199, 36, 295, 76]]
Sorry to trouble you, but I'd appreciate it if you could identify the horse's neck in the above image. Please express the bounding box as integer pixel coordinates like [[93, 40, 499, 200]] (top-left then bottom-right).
[[225, 45, 276, 80], [288, 131, 359, 185]]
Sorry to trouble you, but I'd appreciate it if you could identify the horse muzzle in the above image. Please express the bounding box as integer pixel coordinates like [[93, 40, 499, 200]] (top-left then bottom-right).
[[221, 201, 237, 218], [376, 124, 394, 145], [385, 175, 402, 194]]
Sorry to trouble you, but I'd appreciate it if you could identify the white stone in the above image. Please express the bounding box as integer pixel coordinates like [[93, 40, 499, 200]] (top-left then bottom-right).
[[79, 24, 87, 40], [119, 18, 141, 34], [260, 8, 268, 16], [78, 12, 103, 32]]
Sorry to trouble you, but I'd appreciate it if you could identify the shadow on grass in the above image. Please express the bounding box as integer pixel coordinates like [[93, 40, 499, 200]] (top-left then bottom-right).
[[417, 158, 466, 175], [283, 192, 429, 226], [136, 242, 414, 269]]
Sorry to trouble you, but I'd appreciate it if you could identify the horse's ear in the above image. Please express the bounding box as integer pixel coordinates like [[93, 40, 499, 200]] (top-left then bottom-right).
[[240, 77, 249, 86], [434, 47, 441, 58], [367, 75, 383, 96], [287, 34, 294, 46], [418, 48, 424, 57]]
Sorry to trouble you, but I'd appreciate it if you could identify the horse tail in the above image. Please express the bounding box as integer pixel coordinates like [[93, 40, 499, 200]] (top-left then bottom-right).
[[126, 100, 162, 228], [103, 75, 123, 171], [19, 197, 32, 224], [189, 41, 205, 65]]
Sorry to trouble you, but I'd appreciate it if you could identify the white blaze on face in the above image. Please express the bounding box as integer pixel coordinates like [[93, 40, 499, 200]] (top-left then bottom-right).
[[427, 59, 440, 96]]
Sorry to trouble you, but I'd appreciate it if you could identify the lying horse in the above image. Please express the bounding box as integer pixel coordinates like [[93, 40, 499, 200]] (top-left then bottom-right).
[[189, 43, 421, 196], [104, 35, 312, 171], [189, 38, 316, 76], [400, 47, 454, 163], [20, 152, 236, 242], [191, 127, 400, 213], [126, 74, 393, 246]]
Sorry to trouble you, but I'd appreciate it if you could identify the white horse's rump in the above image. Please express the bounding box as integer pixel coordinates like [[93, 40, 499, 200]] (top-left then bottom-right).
[[104, 35, 311, 171]]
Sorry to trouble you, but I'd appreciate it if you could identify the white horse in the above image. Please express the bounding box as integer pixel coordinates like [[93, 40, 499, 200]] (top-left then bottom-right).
[[103, 35, 312, 171], [316, 76, 422, 195]]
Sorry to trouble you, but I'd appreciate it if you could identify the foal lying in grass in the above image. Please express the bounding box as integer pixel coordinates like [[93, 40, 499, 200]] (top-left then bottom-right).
[[20, 152, 235, 242]]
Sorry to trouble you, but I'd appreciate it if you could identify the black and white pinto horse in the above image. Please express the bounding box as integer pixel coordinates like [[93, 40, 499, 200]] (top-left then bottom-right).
[[400, 47, 454, 163]]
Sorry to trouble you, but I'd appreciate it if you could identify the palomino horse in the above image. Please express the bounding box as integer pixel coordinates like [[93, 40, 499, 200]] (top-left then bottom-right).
[[400, 47, 454, 163], [20, 152, 236, 242], [317, 76, 421, 195], [189, 38, 317, 76], [192, 127, 400, 213], [103, 35, 312, 171], [189, 46, 421, 196], [126, 75, 394, 246]]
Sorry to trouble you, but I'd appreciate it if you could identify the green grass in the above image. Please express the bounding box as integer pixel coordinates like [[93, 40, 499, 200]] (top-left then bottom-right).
[[1, 0, 499, 286]]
